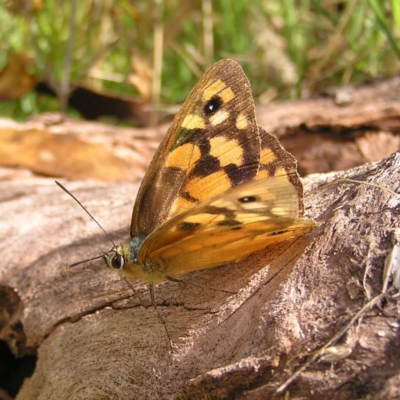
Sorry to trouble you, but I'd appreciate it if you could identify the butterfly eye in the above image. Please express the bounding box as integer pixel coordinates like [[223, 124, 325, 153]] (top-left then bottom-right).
[[105, 249, 125, 271], [203, 95, 223, 115], [111, 254, 124, 270], [238, 195, 257, 203]]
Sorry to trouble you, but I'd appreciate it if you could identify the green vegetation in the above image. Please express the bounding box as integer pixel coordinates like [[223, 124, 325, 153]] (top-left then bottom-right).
[[0, 0, 399, 120]]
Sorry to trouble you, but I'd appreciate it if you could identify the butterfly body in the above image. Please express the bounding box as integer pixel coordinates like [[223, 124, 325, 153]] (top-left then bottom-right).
[[104, 59, 317, 284]]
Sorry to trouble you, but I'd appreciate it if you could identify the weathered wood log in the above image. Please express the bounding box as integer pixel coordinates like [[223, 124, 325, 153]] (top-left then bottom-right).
[[0, 150, 398, 399]]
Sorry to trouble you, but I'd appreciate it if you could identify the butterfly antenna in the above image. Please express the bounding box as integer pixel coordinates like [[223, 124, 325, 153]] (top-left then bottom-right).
[[55, 181, 116, 247], [68, 254, 106, 270]]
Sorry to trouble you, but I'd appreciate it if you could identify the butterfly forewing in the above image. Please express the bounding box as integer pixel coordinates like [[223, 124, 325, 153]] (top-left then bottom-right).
[[131, 59, 261, 238]]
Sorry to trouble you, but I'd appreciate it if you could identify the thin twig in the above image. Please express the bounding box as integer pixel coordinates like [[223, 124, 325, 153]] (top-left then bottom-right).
[[277, 292, 386, 393], [310, 178, 399, 198]]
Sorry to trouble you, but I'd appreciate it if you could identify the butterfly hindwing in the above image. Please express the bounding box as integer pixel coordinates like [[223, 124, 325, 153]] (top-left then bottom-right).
[[256, 127, 305, 214], [138, 178, 315, 278]]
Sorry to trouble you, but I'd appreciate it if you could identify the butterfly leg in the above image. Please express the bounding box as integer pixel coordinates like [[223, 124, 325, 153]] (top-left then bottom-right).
[[122, 278, 173, 351], [149, 284, 173, 352]]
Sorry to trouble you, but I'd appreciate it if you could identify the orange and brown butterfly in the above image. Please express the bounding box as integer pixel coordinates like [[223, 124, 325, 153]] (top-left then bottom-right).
[[102, 58, 317, 291]]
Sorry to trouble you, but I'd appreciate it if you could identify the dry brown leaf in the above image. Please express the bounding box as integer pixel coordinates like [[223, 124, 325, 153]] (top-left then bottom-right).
[[0, 128, 135, 182]]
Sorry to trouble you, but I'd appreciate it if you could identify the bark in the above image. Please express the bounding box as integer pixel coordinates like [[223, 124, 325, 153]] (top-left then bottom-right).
[[0, 153, 398, 400]]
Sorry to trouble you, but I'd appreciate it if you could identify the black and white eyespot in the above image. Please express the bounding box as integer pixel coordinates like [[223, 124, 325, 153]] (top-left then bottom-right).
[[238, 195, 257, 203], [203, 95, 223, 115]]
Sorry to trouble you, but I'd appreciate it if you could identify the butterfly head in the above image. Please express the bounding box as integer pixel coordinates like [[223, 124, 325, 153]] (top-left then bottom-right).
[[103, 237, 161, 282], [104, 236, 141, 271], [104, 245, 126, 271]]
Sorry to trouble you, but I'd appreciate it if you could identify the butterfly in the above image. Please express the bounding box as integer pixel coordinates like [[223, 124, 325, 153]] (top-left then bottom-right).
[[101, 58, 317, 295]]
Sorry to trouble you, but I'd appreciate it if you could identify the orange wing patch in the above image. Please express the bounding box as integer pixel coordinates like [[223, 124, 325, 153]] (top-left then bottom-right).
[[209, 137, 243, 167], [164, 143, 201, 171]]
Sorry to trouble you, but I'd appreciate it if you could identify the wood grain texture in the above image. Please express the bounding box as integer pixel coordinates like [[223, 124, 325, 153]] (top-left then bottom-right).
[[0, 151, 399, 399]]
